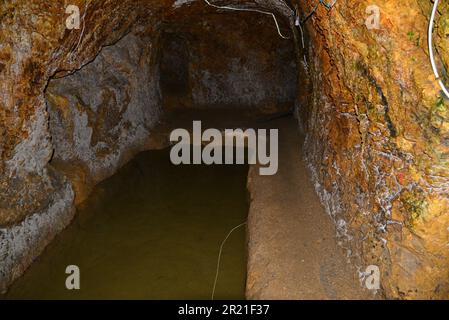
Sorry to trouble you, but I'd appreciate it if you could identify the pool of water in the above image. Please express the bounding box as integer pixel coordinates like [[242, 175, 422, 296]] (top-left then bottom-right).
[[4, 149, 249, 299]]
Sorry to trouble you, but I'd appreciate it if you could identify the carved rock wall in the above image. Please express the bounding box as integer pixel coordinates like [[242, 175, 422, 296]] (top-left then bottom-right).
[[47, 32, 162, 204], [293, 0, 449, 299], [160, 8, 297, 111]]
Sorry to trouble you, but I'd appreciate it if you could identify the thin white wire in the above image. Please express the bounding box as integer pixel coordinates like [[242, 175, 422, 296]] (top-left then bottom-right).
[[279, 0, 295, 13], [211, 221, 247, 300], [298, 21, 305, 49], [428, 0, 449, 98], [298, 22, 308, 68], [70, 0, 91, 62], [295, 6, 308, 70], [203, 0, 291, 39]]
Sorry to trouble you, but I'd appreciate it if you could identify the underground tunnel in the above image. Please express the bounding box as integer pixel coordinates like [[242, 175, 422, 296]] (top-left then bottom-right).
[[0, 0, 449, 301]]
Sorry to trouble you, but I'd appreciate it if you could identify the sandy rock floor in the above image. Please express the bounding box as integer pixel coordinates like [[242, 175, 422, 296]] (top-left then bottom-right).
[[246, 117, 379, 300]]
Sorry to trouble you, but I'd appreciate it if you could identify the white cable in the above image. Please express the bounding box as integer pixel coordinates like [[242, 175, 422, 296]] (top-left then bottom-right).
[[428, 0, 449, 99], [203, 0, 291, 39], [70, 0, 91, 61], [279, 0, 295, 14], [211, 221, 247, 300], [294, 6, 308, 70], [298, 21, 305, 49]]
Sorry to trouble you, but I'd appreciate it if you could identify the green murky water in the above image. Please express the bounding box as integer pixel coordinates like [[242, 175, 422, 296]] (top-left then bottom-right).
[[4, 149, 248, 299]]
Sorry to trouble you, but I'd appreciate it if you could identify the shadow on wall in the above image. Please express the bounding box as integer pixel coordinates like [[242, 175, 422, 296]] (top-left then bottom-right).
[[160, 33, 191, 108]]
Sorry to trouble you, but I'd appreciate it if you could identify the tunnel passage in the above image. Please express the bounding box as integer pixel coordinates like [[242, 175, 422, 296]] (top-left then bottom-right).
[[1, 0, 449, 299], [159, 11, 297, 112], [160, 34, 190, 108], [3, 3, 298, 299], [44, 7, 298, 205]]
